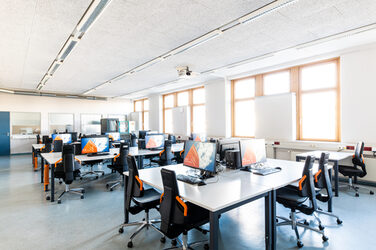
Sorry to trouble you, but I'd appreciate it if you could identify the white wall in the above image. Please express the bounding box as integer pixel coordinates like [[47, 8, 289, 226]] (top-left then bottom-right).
[[341, 46, 376, 144], [148, 94, 163, 132]]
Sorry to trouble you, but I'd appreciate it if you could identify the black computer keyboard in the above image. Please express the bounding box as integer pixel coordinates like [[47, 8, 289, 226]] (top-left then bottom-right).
[[177, 174, 206, 186], [87, 152, 110, 157]]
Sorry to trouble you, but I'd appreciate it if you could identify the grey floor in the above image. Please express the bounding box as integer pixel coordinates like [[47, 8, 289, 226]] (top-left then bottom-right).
[[0, 154, 375, 250]]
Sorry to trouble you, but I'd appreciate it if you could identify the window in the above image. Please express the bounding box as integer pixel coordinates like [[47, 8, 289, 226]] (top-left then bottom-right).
[[81, 114, 101, 135], [231, 58, 340, 141], [263, 70, 290, 95], [133, 98, 149, 130], [163, 86, 205, 134], [299, 60, 339, 141], [49, 113, 74, 133], [232, 77, 256, 137], [11, 112, 41, 135]]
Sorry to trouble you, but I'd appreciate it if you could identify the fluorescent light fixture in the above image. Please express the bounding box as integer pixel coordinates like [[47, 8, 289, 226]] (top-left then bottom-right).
[[133, 57, 163, 72], [66, 95, 79, 98], [41, 93, 57, 97], [170, 29, 222, 56], [47, 61, 62, 75], [0, 88, 14, 94], [57, 36, 79, 61], [82, 89, 95, 95], [95, 81, 111, 90], [76, 0, 112, 35], [238, 0, 299, 24]]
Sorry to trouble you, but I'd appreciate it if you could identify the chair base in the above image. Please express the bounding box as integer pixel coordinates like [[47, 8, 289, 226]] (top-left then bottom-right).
[[57, 184, 84, 204], [164, 231, 209, 250], [339, 177, 375, 197], [80, 165, 105, 179], [106, 175, 123, 191], [277, 211, 328, 248], [119, 210, 165, 248]]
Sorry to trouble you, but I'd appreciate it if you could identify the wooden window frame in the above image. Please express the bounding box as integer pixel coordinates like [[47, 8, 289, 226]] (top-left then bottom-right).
[[163, 86, 205, 134], [231, 57, 341, 142], [133, 98, 149, 130]]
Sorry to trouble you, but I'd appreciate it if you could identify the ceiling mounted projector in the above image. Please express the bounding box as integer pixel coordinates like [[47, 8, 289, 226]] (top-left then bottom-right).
[[176, 66, 198, 79]]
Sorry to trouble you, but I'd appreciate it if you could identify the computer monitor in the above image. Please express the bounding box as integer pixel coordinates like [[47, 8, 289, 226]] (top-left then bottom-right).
[[191, 133, 207, 142], [67, 132, 78, 142], [105, 132, 121, 142], [239, 139, 266, 167], [139, 130, 149, 139], [81, 136, 110, 154], [52, 133, 72, 144], [145, 134, 165, 149], [183, 141, 217, 173], [147, 131, 158, 135], [218, 139, 240, 161]]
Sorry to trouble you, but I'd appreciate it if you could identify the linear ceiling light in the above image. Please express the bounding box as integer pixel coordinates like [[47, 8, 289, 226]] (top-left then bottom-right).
[[0, 88, 15, 94], [57, 36, 80, 62]]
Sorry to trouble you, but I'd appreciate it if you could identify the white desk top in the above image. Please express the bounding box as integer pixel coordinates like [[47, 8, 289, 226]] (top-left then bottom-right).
[[32, 144, 45, 150], [296, 150, 353, 161], [129, 149, 162, 157], [41, 148, 119, 165], [125, 164, 272, 212], [171, 143, 184, 153]]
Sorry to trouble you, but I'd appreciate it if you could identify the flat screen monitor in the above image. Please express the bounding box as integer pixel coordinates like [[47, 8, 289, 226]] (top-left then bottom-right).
[[145, 134, 165, 149], [81, 136, 110, 154], [52, 133, 72, 144], [68, 132, 78, 142], [191, 133, 207, 142], [183, 141, 216, 173], [105, 132, 121, 142], [218, 139, 240, 161], [239, 139, 266, 167]]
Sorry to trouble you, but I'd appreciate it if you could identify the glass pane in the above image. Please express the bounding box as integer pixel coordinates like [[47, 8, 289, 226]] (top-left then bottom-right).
[[263, 71, 290, 95], [144, 111, 149, 130], [193, 88, 205, 104], [234, 78, 255, 99], [143, 99, 149, 111], [193, 105, 206, 133], [234, 100, 255, 137], [81, 114, 101, 135], [11, 112, 41, 135], [301, 91, 337, 140], [49, 113, 74, 133], [134, 101, 142, 112], [177, 91, 189, 106], [164, 94, 174, 108], [301, 62, 337, 91], [164, 109, 173, 134], [108, 114, 126, 122]]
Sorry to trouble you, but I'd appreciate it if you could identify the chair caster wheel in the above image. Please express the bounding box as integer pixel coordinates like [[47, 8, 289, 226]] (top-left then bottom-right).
[[322, 235, 328, 242], [304, 220, 309, 226], [96, 176, 99, 179], [81, 190, 85, 193], [171, 239, 177, 246], [355, 193, 359, 197], [102, 173, 105, 176], [337, 219, 343, 225], [370, 191, 374, 195], [204, 243, 209, 250], [57, 200, 61, 204], [80, 177, 83, 180], [119, 228, 124, 234], [59, 181, 62, 184], [127, 241, 133, 248], [297, 241, 304, 248], [46, 196, 50, 201], [81, 195, 84, 199], [160, 237, 166, 243], [110, 188, 113, 191], [106, 184, 109, 188], [319, 225, 325, 230], [202, 230, 208, 235]]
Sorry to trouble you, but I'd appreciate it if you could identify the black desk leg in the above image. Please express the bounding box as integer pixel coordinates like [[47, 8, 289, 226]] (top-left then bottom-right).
[[334, 161, 339, 197], [41, 158, 44, 184], [265, 193, 271, 249], [123, 175, 129, 224], [138, 156, 144, 169], [268, 190, 277, 250], [328, 168, 333, 212], [209, 211, 220, 250], [50, 164, 55, 202]]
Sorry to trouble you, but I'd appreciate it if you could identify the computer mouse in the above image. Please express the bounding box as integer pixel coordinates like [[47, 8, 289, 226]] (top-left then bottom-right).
[[275, 167, 282, 170]]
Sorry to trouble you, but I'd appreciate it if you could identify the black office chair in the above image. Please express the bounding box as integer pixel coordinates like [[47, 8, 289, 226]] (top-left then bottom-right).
[[119, 155, 165, 248], [53, 139, 63, 152], [276, 156, 328, 248], [338, 142, 374, 197], [106, 143, 129, 191], [168, 134, 176, 144], [159, 168, 209, 249], [313, 152, 342, 229], [151, 141, 175, 166], [56, 145, 84, 204], [130, 133, 137, 147], [42, 135, 49, 144], [36, 134, 41, 144]]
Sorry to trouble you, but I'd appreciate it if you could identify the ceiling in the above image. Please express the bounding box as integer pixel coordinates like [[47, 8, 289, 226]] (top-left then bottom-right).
[[1, 0, 376, 99]]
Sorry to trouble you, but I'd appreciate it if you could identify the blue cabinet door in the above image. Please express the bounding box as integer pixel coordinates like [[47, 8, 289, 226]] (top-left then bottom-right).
[[0, 112, 10, 155]]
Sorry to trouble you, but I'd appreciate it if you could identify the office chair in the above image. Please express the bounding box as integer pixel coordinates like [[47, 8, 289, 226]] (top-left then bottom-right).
[[175, 149, 185, 164], [106, 143, 129, 191], [53, 139, 63, 152], [130, 133, 137, 147], [159, 168, 210, 250], [338, 142, 374, 197], [119, 155, 165, 248], [42, 135, 49, 144], [168, 134, 176, 144], [276, 156, 328, 248], [151, 141, 175, 166], [313, 152, 342, 230], [80, 160, 105, 179], [36, 134, 41, 144], [55, 145, 84, 204]]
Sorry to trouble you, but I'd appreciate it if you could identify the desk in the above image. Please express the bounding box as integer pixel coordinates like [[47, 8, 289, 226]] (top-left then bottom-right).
[[296, 151, 353, 198], [41, 148, 119, 202], [31, 144, 44, 172]]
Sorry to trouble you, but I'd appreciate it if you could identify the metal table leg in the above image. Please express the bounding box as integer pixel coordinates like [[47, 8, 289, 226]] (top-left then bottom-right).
[[50, 164, 55, 202], [41, 157, 44, 184], [265, 190, 276, 250], [209, 211, 220, 250], [334, 161, 339, 197], [328, 168, 333, 212], [124, 175, 129, 223]]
